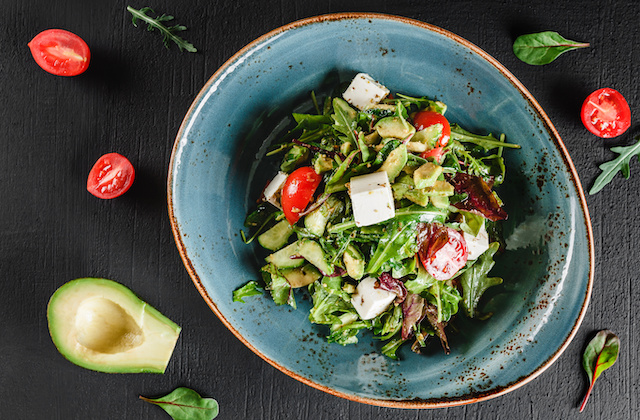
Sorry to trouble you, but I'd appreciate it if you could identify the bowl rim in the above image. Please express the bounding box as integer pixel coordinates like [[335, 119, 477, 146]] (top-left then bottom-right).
[[167, 12, 594, 409]]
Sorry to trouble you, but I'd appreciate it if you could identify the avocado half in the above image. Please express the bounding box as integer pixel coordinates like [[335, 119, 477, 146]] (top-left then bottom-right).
[[47, 278, 181, 373]]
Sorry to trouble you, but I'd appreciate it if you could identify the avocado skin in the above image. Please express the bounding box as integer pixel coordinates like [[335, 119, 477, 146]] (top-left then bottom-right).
[[47, 278, 181, 374]]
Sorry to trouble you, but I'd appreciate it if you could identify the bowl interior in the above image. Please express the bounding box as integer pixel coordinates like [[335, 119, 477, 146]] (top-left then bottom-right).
[[169, 14, 592, 407]]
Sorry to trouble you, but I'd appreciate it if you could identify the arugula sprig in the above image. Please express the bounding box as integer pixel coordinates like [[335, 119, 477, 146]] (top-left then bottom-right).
[[127, 6, 197, 52], [590, 136, 640, 194]]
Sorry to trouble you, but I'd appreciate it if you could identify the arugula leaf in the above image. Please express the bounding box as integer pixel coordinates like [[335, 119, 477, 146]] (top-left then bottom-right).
[[366, 218, 419, 275], [140, 387, 218, 420], [579, 330, 620, 412], [450, 124, 519, 151], [261, 264, 295, 308], [127, 6, 197, 52], [427, 281, 461, 323], [460, 242, 503, 318], [513, 31, 589, 65], [589, 137, 640, 194], [331, 98, 358, 147], [232, 281, 263, 303]]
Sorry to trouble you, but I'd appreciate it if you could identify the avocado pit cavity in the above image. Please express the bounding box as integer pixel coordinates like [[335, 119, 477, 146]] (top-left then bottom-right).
[[75, 296, 144, 354]]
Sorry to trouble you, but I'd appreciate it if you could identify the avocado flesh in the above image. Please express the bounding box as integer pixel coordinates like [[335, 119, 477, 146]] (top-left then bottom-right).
[[47, 278, 181, 374]]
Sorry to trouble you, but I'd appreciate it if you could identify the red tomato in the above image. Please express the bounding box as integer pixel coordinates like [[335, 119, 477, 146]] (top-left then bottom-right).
[[87, 153, 135, 199], [413, 111, 451, 147], [581, 88, 631, 138], [417, 224, 468, 281], [421, 146, 445, 163], [28, 29, 90, 76], [281, 167, 322, 225]]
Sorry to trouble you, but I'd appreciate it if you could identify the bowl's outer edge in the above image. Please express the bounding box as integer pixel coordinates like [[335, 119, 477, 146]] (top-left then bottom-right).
[[167, 12, 594, 409]]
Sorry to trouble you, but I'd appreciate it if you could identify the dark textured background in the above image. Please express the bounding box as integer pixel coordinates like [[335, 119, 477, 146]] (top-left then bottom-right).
[[1, 0, 638, 419]]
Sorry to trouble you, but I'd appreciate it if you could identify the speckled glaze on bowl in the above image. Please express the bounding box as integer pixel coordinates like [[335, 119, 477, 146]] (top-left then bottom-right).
[[168, 13, 593, 408]]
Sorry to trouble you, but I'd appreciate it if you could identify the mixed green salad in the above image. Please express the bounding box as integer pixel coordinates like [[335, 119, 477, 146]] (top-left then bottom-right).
[[234, 73, 520, 359]]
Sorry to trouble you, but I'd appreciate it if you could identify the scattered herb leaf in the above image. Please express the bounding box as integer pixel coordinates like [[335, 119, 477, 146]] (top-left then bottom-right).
[[513, 31, 589, 65], [579, 330, 620, 412], [232, 281, 264, 303], [127, 6, 197, 52], [589, 137, 640, 194], [140, 387, 218, 420]]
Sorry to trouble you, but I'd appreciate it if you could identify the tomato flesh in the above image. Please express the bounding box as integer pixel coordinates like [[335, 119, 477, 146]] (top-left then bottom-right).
[[87, 153, 135, 199], [280, 167, 322, 225], [28, 29, 90, 76], [413, 111, 451, 147], [581, 88, 631, 138], [417, 223, 468, 281]]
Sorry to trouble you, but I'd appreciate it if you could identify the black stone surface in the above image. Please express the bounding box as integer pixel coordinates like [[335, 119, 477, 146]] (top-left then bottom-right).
[[1, 0, 638, 418]]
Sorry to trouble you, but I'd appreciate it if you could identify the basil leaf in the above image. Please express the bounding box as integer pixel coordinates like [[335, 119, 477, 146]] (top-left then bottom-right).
[[140, 387, 219, 420], [460, 242, 503, 318], [589, 137, 640, 194], [513, 31, 589, 65], [232, 281, 263, 303], [579, 330, 620, 412]]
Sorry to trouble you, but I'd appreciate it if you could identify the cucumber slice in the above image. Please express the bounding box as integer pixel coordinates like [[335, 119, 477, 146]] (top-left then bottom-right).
[[265, 241, 304, 269], [297, 239, 334, 275], [258, 220, 294, 251]]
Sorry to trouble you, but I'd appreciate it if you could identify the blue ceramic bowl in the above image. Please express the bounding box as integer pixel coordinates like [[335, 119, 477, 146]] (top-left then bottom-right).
[[168, 14, 593, 408]]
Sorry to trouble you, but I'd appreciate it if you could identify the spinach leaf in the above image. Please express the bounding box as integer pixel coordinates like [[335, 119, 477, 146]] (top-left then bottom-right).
[[579, 330, 620, 412], [460, 242, 502, 318], [366, 218, 419, 275], [232, 281, 263, 303], [589, 137, 640, 194], [140, 387, 218, 420], [513, 31, 589, 65]]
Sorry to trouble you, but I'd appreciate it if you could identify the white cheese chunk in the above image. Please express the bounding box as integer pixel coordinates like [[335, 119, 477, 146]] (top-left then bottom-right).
[[342, 73, 390, 111], [348, 171, 395, 227], [463, 222, 490, 260], [351, 277, 396, 320], [262, 171, 288, 209]]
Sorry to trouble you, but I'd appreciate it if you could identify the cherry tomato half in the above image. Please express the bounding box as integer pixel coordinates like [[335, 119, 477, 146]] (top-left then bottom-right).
[[87, 153, 135, 199], [421, 146, 445, 163], [281, 167, 322, 225], [28, 29, 90, 76], [417, 223, 468, 281], [413, 110, 451, 147], [580, 88, 631, 138]]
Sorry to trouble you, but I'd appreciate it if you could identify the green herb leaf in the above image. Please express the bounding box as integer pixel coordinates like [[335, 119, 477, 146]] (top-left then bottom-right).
[[579, 330, 620, 412], [232, 281, 263, 303], [140, 387, 218, 420], [589, 137, 640, 194], [513, 31, 589, 65], [331, 98, 358, 146], [450, 124, 519, 151], [365, 218, 419, 275], [127, 6, 197, 52], [460, 242, 503, 318]]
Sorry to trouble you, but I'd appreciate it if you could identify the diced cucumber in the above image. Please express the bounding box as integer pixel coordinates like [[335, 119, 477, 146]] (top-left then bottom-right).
[[257, 220, 294, 251], [297, 239, 334, 275], [343, 244, 365, 280], [265, 241, 304, 269], [304, 196, 343, 237], [282, 263, 322, 288]]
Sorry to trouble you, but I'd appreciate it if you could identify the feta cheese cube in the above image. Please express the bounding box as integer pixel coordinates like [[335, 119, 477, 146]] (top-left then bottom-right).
[[348, 171, 395, 227], [463, 222, 490, 260], [351, 277, 396, 320], [342, 73, 390, 111], [262, 171, 288, 209]]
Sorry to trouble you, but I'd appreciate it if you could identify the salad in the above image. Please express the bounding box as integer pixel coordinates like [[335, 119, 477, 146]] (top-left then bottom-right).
[[234, 73, 520, 359]]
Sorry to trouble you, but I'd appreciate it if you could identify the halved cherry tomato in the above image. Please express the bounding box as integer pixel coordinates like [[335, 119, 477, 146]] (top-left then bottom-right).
[[421, 146, 445, 162], [87, 153, 135, 199], [413, 110, 451, 147], [581, 88, 631, 138], [281, 167, 321, 225], [28, 29, 90, 76], [417, 223, 468, 281]]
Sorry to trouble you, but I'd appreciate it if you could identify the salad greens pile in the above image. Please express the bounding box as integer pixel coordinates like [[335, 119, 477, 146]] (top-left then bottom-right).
[[234, 76, 519, 359]]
